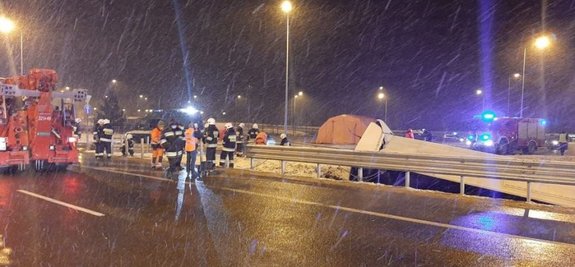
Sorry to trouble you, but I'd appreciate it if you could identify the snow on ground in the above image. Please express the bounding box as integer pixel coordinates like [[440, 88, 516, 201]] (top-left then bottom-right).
[[233, 157, 351, 180]]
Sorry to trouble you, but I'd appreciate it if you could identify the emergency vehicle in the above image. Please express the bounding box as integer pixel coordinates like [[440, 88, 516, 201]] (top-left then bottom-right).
[[0, 69, 89, 171], [466, 113, 546, 155]]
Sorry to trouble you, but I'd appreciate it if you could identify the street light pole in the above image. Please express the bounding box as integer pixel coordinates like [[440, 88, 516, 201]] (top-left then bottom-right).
[[19, 31, 23, 75], [281, 1, 293, 135], [520, 47, 526, 118]]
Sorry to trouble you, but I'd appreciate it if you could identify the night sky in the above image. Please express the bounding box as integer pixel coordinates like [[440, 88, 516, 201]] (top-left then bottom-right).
[[0, 0, 574, 130]]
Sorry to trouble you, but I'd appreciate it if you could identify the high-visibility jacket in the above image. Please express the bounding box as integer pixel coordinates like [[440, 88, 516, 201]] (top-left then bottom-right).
[[185, 128, 199, 152], [204, 125, 219, 148], [255, 132, 267, 145], [222, 128, 237, 152], [100, 123, 114, 142], [150, 127, 163, 149]]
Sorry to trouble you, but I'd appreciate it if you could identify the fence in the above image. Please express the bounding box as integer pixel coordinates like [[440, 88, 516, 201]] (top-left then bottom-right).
[[244, 145, 575, 203]]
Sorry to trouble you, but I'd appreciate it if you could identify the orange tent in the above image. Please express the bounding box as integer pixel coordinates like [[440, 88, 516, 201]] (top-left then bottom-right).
[[315, 114, 374, 145]]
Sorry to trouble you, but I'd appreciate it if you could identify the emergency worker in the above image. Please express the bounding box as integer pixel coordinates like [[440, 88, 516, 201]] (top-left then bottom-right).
[[150, 120, 165, 169], [559, 131, 569, 156], [236, 123, 245, 156], [220, 123, 237, 168], [203, 118, 219, 170], [94, 119, 104, 159], [101, 119, 114, 159], [184, 122, 200, 179], [161, 120, 185, 175], [255, 131, 268, 145], [247, 123, 260, 142], [121, 133, 134, 157], [280, 133, 290, 146], [405, 129, 415, 139], [73, 118, 82, 138]]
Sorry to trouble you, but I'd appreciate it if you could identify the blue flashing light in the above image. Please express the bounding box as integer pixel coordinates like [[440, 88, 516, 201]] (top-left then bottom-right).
[[540, 119, 547, 126], [467, 134, 475, 141], [481, 110, 496, 122], [480, 133, 491, 141]]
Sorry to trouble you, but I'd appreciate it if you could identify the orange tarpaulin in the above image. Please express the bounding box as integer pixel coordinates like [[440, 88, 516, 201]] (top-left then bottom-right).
[[315, 114, 374, 145]]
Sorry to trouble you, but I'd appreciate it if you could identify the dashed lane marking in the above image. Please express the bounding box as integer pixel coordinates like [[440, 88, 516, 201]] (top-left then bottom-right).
[[17, 190, 105, 217]]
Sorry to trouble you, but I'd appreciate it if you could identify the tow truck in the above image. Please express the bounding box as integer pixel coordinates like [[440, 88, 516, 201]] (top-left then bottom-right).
[[0, 69, 89, 171], [466, 112, 546, 155]]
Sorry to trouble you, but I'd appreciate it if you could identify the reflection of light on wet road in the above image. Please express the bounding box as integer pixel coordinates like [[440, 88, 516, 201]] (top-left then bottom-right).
[[17, 190, 105, 217]]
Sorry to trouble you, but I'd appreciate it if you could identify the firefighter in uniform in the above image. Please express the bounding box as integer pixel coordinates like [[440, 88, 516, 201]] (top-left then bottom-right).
[[236, 123, 245, 156], [280, 133, 290, 146], [93, 119, 104, 159], [161, 120, 185, 175], [220, 123, 237, 168], [247, 123, 259, 142], [150, 121, 165, 169], [101, 119, 114, 159], [121, 134, 135, 157], [203, 118, 219, 170], [174, 121, 186, 168], [184, 122, 200, 180]]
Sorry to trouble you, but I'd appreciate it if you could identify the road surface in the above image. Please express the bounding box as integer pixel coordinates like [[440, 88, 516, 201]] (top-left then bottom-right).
[[0, 155, 574, 266]]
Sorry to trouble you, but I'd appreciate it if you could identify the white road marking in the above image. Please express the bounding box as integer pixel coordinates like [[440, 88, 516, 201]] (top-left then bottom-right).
[[82, 167, 575, 247], [17, 190, 105, 217]]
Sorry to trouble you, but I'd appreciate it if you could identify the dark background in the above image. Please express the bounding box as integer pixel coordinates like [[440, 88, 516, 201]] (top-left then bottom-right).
[[0, 0, 573, 130]]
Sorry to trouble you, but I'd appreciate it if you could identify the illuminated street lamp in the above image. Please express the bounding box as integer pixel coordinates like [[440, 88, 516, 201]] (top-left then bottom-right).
[[520, 34, 553, 117], [112, 79, 117, 84], [65, 86, 70, 91], [281, 1, 293, 134], [237, 95, 242, 99], [139, 95, 143, 98], [0, 16, 23, 75]]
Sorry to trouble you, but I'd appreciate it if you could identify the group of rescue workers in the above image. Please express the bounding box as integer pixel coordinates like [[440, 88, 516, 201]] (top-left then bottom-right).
[[144, 118, 290, 180], [93, 115, 291, 180]]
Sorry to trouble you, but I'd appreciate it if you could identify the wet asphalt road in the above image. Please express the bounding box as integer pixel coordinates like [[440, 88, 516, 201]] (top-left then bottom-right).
[[1, 155, 575, 266]]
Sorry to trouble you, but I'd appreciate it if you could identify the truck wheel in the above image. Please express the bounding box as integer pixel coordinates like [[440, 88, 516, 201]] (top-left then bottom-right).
[[496, 140, 509, 155], [522, 142, 537, 155]]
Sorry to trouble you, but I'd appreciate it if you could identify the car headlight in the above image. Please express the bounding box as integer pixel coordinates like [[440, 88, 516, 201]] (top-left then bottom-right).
[[484, 140, 494, 147], [552, 140, 559, 146], [465, 140, 472, 146]]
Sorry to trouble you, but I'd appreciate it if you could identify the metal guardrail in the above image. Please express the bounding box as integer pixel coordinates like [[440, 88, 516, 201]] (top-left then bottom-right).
[[244, 145, 575, 202]]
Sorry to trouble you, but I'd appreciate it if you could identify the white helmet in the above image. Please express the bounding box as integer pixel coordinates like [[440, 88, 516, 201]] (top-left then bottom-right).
[[103, 119, 110, 124], [239, 123, 245, 128], [253, 123, 258, 129], [126, 134, 133, 139], [204, 123, 209, 129], [97, 119, 104, 125], [225, 122, 233, 129], [280, 133, 286, 139], [207, 118, 216, 125], [75, 118, 82, 123]]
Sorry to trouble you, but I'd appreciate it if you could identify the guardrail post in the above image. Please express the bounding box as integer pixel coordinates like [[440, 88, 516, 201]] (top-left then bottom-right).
[[140, 138, 145, 159], [460, 176, 465, 195], [526, 182, 532, 203], [316, 164, 321, 178], [250, 158, 254, 170], [358, 168, 363, 182], [281, 160, 285, 176], [405, 171, 411, 188]]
